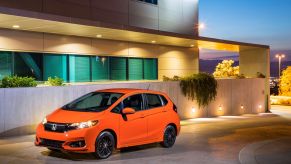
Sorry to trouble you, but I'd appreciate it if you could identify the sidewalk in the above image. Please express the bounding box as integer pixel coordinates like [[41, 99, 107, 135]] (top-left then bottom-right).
[[239, 137, 291, 164]]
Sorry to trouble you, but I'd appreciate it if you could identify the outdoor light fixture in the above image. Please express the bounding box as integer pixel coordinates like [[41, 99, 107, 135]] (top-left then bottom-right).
[[241, 105, 244, 109], [190, 45, 194, 47], [276, 54, 286, 78], [12, 25, 20, 29], [191, 107, 196, 113], [218, 105, 222, 111], [151, 40, 156, 44], [259, 105, 262, 109], [96, 34, 102, 38]]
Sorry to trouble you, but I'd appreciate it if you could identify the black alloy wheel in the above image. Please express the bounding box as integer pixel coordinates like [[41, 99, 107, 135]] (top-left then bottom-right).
[[94, 131, 115, 159], [161, 125, 176, 148]]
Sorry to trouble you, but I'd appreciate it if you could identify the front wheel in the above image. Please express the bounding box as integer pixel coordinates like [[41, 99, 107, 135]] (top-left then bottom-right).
[[160, 125, 177, 148], [93, 131, 115, 159]]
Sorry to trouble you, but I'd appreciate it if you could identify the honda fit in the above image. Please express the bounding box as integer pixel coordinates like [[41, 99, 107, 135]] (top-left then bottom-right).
[[35, 88, 180, 159]]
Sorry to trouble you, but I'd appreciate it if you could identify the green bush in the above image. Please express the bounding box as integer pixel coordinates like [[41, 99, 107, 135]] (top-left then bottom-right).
[[180, 73, 218, 107], [0, 76, 37, 88], [163, 75, 181, 81], [45, 77, 65, 86]]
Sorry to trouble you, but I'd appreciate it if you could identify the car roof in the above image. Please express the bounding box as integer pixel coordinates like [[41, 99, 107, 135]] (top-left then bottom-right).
[[96, 88, 162, 95]]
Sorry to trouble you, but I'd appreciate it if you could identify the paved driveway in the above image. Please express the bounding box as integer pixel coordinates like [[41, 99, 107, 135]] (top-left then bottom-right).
[[0, 106, 291, 164]]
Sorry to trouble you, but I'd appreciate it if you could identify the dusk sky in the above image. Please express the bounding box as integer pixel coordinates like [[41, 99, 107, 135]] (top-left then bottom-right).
[[199, 0, 291, 61]]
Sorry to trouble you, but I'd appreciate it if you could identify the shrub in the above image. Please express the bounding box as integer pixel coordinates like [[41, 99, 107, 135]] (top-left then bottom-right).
[[180, 73, 217, 107], [213, 60, 239, 78], [163, 75, 181, 81], [0, 76, 37, 88], [279, 67, 291, 96], [45, 77, 65, 86]]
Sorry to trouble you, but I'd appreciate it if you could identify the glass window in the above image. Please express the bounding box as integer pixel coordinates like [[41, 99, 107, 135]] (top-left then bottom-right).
[[43, 54, 67, 81], [146, 94, 162, 109], [110, 57, 127, 80], [0, 51, 12, 80], [138, 0, 158, 5], [69, 55, 90, 82], [14, 52, 43, 81], [123, 94, 143, 111], [144, 58, 157, 80], [63, 92, 123, 112], [91, 56, 109, 81], [128, 58, 143, 80]]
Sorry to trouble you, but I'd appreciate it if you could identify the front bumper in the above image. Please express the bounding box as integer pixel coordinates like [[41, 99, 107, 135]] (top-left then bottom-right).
[[35, 124, 99, 153]]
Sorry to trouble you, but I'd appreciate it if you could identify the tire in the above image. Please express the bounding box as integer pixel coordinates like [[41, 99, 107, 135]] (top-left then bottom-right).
[[93, 131, 115, 159], [160, 125, 177, 148]]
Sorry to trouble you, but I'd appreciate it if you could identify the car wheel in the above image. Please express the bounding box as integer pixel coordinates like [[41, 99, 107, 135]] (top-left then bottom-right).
[[94, 131, 115, 159], [161, 125, 176, 148]]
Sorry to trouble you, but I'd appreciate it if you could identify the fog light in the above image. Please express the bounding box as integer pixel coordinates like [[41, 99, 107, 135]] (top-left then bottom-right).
[[69, 140, 86, 148]]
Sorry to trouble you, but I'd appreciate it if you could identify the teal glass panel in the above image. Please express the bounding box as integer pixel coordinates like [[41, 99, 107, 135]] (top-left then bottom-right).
[[128, 58, 143, 80], [14, 52, 43, 81], [110, 57, 127, 80], [69, 55, 90, 82], [0, 51, 12, 80], [91, 56, 109, 81], [144, 58, 158, 80], [43, 54, 67, 81]]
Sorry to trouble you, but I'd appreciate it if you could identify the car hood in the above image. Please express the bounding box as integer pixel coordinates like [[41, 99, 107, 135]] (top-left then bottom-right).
[[47, 109, 105, 123]]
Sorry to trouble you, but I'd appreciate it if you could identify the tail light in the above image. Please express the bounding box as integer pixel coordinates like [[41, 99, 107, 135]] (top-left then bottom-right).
[[173, 104, 178, 113]]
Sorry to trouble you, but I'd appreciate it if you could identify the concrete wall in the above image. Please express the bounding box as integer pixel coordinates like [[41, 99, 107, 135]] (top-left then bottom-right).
[[0, 29, 199, 80], [0, 78, 266, 137], [0, 0, 199, 36]]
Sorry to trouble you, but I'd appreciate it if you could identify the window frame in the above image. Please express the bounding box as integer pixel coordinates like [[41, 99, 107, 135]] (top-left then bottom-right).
[[111, 93, 146, 114]]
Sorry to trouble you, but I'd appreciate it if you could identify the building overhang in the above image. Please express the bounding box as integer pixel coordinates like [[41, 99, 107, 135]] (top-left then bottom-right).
[[0, 7, 269, 52]]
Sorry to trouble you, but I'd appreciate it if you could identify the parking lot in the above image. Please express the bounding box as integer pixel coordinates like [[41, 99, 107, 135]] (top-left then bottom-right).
[[0, 106, 291, 164]]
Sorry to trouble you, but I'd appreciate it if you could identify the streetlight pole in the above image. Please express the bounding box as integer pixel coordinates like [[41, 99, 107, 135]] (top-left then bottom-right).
[[276, 54, 285, 79]]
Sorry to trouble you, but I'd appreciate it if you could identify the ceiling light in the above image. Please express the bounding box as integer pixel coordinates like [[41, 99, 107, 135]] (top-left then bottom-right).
[[190, 45, 194, 47], [96, 34, 102, 38], [12, 25, 20, 29], [151, 40, 156, 44]]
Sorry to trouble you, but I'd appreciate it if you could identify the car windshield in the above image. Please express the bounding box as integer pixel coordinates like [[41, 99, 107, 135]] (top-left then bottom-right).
[[62, 92, 123, 112]]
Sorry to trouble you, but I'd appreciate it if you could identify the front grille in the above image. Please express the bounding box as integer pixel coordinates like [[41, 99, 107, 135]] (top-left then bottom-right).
[[44, 122, 75, 133], [40, 138, 64, 149]]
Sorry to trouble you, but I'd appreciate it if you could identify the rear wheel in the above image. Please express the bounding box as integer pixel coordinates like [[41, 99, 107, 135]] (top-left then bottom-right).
[[94, 131, 115, 159], [160, 125, 176, 148]]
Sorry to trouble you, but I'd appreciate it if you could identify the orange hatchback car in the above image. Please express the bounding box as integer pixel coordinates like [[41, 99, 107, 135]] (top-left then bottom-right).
[[35, 89, 180, 159]]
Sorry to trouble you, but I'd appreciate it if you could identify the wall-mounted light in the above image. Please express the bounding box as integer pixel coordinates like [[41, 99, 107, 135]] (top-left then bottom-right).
[[218, 105, 222, 111], [96, 34, 102, 38], [241, 105, 244, 109], [12, 25, 20, 29], [259, 105, 262, 109], [191, 107, 196, 113]]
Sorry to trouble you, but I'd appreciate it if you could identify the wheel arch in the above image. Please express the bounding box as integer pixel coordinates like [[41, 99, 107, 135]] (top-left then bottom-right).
[[98, 129, 118, 148]]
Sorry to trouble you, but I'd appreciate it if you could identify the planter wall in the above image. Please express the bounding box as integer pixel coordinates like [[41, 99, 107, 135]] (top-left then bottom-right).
[[0, 78, 266, 137]]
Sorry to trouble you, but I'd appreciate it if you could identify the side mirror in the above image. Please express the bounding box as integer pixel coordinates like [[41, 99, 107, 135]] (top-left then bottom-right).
[[122, 108, 136, 115]]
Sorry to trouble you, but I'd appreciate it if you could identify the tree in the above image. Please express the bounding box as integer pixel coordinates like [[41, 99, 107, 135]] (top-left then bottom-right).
[[279, 66, 291, 96], [213, 60, 239, 78]]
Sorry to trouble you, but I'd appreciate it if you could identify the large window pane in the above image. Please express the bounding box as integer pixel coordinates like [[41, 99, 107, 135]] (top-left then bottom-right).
[[128, 58, 143, 80], [69, 56, 90, 82], [0, 51, 12, 80], [43, 54, 67, 81], [110, 57, 127, 80], [91, 56, 109, 81], [144, 58, 157, 80], [14, 52, 43, 81]]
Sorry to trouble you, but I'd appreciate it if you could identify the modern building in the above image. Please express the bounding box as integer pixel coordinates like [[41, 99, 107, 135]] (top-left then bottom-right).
[[0, 0, 269, 104]]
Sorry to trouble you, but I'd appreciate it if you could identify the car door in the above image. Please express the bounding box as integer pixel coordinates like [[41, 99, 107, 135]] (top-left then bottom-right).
[[144, 94, 166, 141], [118, 94, 148, 146]]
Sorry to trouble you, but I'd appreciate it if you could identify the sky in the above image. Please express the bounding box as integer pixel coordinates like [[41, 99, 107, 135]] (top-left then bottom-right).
[[199, 0, 291, 61]]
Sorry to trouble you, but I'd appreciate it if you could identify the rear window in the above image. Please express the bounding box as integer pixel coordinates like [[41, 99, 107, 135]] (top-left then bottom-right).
[[146, 94, 163, 109], [160, 95, 168, 105]]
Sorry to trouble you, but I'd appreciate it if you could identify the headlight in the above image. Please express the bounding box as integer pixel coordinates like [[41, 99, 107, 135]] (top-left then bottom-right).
[[42, 117, 47, 124], [70, 120, 98, 129]]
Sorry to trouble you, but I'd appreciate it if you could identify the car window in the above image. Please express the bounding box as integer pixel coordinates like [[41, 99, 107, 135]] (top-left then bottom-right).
[[146, 94, 163, 109], [123, 94, 143, 111], [160, 95, 168, 105]]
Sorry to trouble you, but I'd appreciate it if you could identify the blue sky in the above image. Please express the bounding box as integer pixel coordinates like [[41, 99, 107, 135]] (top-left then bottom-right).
[[199, 0, 291, 61]]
